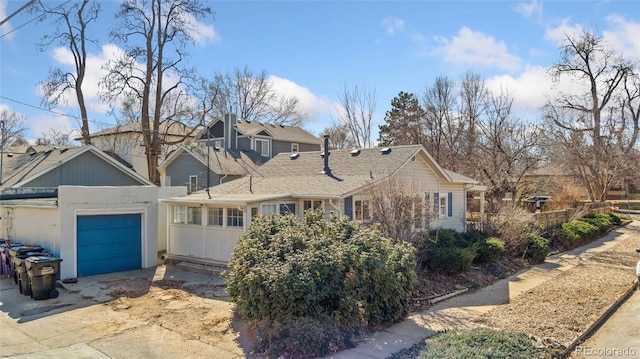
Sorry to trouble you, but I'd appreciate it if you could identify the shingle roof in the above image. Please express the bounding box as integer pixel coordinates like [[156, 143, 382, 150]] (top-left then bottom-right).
[[172, 145, 478, 204], [87, 119, 194, 138], [234, 120, 322, 145], [162, 145, 265, 176], [0, 145, 152, 189]]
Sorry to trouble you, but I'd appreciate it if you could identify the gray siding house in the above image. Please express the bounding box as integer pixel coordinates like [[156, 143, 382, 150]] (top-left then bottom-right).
[[197, 114, 322, 159], [158, 145, 265, 193]]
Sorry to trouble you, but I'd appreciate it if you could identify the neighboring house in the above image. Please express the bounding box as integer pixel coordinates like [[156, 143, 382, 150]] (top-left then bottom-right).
[[85, 119, 195, 180], [158, 145, 265, 193], [0, 145, 185, 279], [197, 113, 322, 160], [522, 164, 640, 201], [163, 140, 484, 264]]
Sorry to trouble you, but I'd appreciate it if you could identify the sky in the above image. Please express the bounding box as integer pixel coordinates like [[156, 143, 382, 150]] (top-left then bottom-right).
[[1, 0, 639, 144]]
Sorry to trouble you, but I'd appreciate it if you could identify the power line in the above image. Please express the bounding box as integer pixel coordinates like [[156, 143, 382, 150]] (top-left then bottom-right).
[[0, 0, 72, 39], [0, 0, 35, 27]]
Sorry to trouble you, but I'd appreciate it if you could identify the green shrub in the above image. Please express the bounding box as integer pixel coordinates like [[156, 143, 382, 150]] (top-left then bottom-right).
[[526, 233, 549, 263], [223, 211, 416, 358], [390, 328, 557, 359], [608, 212, 622, 225], [579, 213, 613, 232], [566, 219, 599, 238], [475, 237, 505, 263], [428, 246, 477, 275]]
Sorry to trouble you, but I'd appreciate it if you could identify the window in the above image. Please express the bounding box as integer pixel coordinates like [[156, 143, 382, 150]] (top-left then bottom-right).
[[439, 197, 447, 217], [171, 205, 185, 224], [279, 203, 296, 215], [355, 199, 371, 221], [261, 204, 277, 216], [189, 175, 198, 193], [207, 207, 223, 226], [255, 138, 270, 157], [250, 207, 259, 222], [304, 200, 323, 212], [227, 208, 244, 227], [187, 206, 202, 225], [291, 143, 299, 152]]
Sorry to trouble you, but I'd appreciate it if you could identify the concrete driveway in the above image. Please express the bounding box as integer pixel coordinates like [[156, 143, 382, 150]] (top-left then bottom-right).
[[0, 264, 256, 358]]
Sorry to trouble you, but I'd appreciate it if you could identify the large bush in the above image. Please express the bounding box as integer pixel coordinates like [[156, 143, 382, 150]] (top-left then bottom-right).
[[223, 211, 416, 358]]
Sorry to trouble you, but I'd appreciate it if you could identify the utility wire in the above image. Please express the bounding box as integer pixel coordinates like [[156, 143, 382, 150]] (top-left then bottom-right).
[[0, 0, 71, 39]]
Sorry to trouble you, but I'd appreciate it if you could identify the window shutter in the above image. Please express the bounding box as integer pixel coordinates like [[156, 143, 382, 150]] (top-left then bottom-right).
[[345, 196, 353, 220], [448, 192, 453, 217]]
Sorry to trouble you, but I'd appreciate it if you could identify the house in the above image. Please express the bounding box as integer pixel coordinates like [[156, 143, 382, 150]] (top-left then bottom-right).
[[196, 113, 322, 159], [84, 119, 195, 180], [0, 145, 185, 279], [162, 138, 484, 264], [158, 145, 265, 193]]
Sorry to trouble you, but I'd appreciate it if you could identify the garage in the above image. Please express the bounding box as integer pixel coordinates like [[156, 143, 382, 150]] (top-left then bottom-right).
[[77, 214, 142, 276]]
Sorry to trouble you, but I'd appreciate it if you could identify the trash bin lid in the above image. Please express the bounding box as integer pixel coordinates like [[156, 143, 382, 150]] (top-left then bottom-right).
[[26, 256, 62, 263], [9, 246, 44, 255]]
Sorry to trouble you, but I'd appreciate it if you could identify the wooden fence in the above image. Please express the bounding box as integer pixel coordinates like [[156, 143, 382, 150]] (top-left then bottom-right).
[[467, 201, 613, 231]]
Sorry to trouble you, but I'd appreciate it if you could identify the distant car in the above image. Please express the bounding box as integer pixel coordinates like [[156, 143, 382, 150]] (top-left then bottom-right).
[[524, 196, 552, 211]]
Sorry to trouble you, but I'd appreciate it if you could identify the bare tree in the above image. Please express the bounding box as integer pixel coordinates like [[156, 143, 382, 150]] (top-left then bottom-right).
[[0, 109, 28, 147], [422, 75, 464, 171], [210, 66, 308, 125], [336, 84, 376, 149], [35, 129, 73, 146], [475, 90, 541, 207], [543, 30, 639, 201], [100, 0, 214, 185], [321, 122, 354, 150], [366, 177, 438, 244], [32, 0, 101, 145]]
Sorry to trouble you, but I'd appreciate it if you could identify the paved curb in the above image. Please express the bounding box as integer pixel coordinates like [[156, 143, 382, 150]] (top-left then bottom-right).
[[561, 283, 638, 358]]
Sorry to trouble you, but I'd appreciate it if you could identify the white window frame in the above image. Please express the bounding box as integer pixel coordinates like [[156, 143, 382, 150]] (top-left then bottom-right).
[[207, 207, 224, 226], [189, 175, 198, 193], [303, 200, 323, 212], [261, 203, 278, 216], [227, 208, 244, 227], [439, 196, 447, 218], [187, 206, 202, 225], [255, 138, 270, 157], [354, 199, 371, 221], [171, 205, 186, 224], [291, 143, 299, 152]]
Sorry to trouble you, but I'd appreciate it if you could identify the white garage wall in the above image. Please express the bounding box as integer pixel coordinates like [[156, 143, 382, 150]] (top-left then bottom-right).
[[57, 186, 159, 279], [0, 205, 60, 253]]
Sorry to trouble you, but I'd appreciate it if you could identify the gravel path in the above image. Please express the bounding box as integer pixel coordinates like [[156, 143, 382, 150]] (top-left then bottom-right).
[[475, 232, 639, 348]]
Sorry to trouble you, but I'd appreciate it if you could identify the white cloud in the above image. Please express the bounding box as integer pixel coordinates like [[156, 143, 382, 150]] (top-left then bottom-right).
[[183, 12, 220, 45], [433, 27, 522, 72], [268, 75, 336, 135], [43, 44, 127, 115], [544, 19, 584, 46], [603, 14, 640, 60], [0, 0, 15, 41], [486, 65, 551, 113], [381, 16, 405, 36], [514, 0, 543, 19]]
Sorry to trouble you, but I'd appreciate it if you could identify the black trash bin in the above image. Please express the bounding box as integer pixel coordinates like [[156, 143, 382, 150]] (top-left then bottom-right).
[[8, 246, 44, 284], [25, 256, 62, 300]]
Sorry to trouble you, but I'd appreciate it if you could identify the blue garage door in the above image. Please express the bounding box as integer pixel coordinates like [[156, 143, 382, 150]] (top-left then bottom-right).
[[77, 214, 142, 276]]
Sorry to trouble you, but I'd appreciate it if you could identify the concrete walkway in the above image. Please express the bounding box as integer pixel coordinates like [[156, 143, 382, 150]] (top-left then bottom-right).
[[326, 221, 640, 359]]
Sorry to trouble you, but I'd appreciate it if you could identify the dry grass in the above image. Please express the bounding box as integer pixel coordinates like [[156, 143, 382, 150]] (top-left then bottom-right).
[[475, 235, 639, 347]]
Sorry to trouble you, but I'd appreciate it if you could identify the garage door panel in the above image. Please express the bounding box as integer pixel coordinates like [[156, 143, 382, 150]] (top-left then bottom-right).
[[77, 214, 142, 276]]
